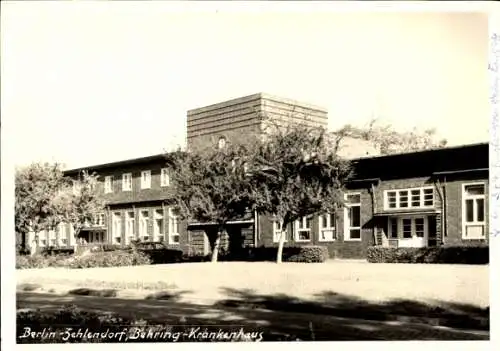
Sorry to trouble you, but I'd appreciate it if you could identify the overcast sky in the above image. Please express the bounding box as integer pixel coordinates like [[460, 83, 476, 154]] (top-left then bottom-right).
[[2, 3, 489, 170]]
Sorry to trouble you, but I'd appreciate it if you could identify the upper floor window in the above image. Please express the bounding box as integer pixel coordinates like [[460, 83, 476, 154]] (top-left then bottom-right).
[[344, 193, 361, 241], [384, 187, 434, 210], [161, 168, 170, 187], [218, 137, 226, 149], [94, 213, 105, 227], [462, 183, 486, 239], [141, 170, 151, 189], [122, 173, 132, 191], [104, 176, 113, 194], [319, 213, 336, 242]]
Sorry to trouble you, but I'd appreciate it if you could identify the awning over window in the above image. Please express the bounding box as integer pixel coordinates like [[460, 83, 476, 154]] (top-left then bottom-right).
[[373, 209, 441, 217], [81, 227, 107, 231]]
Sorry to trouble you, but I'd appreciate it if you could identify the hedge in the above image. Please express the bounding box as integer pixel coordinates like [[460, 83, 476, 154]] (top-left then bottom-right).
[[16, 250, 151, 269], [239, 246, 329, 263], [366, 246, 488, 264]]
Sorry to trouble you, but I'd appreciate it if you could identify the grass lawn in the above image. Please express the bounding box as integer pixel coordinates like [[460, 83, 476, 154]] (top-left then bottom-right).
[[17, 260, 488, 307], [16, 261, 489, 341]]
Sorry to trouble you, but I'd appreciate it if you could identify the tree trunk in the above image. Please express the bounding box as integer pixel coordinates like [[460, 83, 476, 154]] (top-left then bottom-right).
[[73, 227, 79, 255], [30, 232, 38, 256], [276, 220, 286, 264], [211, 232, 221, 263]]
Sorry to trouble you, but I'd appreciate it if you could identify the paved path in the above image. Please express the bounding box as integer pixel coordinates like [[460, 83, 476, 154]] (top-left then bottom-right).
[[17, 292, 489, 341]]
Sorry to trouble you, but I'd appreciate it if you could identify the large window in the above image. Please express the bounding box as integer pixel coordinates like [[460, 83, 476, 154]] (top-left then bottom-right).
[[295, 216, 312, 242], [112, 212, 122, 244], [161, 168, 170, 187], [125, 212, 135, 244], [104, 176, 113, 194], [168, 208, 180, 244], [385, 187, 434, 210], [122, 173, 132, 191], [462, 183, 486, 239], [344, 193, 361, 240], [154, 209, 165, 242], [141, 170, 151, 189], [319, 213, 336, 242], [139, 210, 149, 241]]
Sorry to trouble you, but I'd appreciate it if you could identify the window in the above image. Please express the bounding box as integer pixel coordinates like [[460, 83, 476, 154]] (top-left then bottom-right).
[[154, 209, 164, 241], [125, 212, 135, 242], [388, 217, 427, 240], [122, 173, 132, 191], [273, 220, 288, 243], [388, 217, 398, 239], [112, 212, 122, 244], [168, 208, 180, 244], [141, 170, 151, 189], [104, 176, 113, 194], [139, 210, 149, 240], [384, 187, 434, 210], [295, 216, 312, 242], [319, 213, 336, 241], [161, 168, 170, 187], [402, 218, 412, 238], [462, 183, 486, 239], [218, 137, 226, 149], [344, 193, 361, 240], [57, 223, 67, 245], [94, 213, 105, 227]]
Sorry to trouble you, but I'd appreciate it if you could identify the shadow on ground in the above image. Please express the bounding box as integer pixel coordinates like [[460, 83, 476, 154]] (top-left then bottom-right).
[[17, 289, 489, 342], [216, 288, 489, 332]]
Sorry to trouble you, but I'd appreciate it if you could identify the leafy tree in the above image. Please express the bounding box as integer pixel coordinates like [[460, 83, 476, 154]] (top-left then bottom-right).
[[165, 144, 253, 262], [249, 123, 352, 263], [56, 170, 106, 252], [334, 118, 448, 155], [15, 163, 67, 251]]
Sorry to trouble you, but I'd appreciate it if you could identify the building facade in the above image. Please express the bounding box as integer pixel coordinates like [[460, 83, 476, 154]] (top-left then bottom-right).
[[26, 94, 490, 259]]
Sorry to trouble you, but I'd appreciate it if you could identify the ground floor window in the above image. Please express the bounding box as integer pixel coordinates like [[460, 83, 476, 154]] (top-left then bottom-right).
[[294, 216, 312, 242], [462, 183, 486, 239], [273, 220, 288, 243], [344, 193, 361, 240], [112, 212, 122, 245], [388, 217, 427, 241], [319, 213, 336, 241], [168, 208, 180, 244]]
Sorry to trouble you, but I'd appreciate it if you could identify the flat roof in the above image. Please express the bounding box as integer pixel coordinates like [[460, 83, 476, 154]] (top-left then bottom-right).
[[64, 141, 488, 175]]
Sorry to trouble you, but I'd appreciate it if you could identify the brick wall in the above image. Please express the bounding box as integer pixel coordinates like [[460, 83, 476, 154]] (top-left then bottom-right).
[[442, 176, 489, 246], [256, 188, 374, 259]]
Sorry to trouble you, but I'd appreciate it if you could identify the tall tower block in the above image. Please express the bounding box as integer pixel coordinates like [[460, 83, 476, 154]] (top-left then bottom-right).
[[186, 93, 328, 151]]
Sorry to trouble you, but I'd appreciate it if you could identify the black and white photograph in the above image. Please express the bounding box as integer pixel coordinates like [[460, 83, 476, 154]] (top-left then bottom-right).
[[1, 1, 498, 348]]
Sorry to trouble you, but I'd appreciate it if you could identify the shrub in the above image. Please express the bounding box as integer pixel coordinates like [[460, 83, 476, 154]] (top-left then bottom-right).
[[286, 246, 329, 263], [241, 246, 329, 263], [366, 246, 489, 264], [16, 254, 69, 269], [41, 247, 74, 256], [67, 250, 151, 269]]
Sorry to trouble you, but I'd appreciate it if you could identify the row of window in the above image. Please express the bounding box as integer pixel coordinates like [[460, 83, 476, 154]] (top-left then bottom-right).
[[272, 193, 361, 243], [273, 183, 487, 242], [102, 168, 170, 194], [111, 208, 180, 245]]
